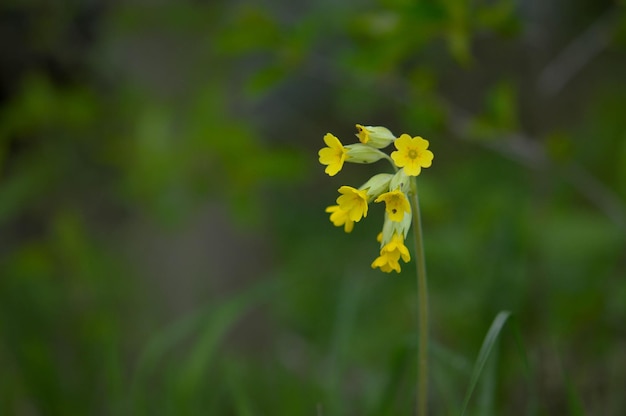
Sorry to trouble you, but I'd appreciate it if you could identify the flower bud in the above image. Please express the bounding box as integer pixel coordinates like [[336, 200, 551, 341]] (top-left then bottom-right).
[[355, 124, 396, 149], [389, 168, 411, 194], [359, 173, 393, 200], [345, 144, 387, 164]]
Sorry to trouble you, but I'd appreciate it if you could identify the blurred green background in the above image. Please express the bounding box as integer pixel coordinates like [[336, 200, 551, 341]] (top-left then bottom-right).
[[1, 0, 625, 415]]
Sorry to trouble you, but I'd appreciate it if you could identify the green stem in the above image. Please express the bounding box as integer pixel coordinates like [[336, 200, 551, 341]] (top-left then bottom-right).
[[410, 178, 429, 416], [382, 152, 398, 171]]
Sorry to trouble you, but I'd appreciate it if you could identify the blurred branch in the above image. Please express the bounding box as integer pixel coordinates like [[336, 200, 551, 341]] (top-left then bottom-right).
[[446, 103, 548, 169], [537, 7, 620, 97], [446, 100, 626, 231], [564, 163, 626, 230]]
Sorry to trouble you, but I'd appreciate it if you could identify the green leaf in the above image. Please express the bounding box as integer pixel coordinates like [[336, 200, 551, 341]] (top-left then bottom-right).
[[460, 311, 511, 416]]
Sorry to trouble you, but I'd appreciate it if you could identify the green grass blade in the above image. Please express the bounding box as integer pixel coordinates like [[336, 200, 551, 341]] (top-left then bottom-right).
[[224, 358, 254, 416], [130, 303, 210, 414], [326, 274, 362, 415], [130, 277, 279, 414], [460, 310, 511, 416], [370, 342, 411, 416], [559, 349, 586, 416], [173, 278, 280, 407], [477, 335, 498, 416], [510, 321, 539, 416]]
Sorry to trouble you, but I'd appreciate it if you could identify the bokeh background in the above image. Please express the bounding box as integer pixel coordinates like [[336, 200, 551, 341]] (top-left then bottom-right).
[[1, 0, 626, 415]]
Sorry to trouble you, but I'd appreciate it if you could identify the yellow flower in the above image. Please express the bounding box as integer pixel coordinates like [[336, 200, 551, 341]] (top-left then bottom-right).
[[371, 233, 411, 273], [371, 250, 402, 273], [375, 190, 411, 222], [337, 186, 369, 222], [325, 205, 355, 233], [318, 133, 347, 176], [355, 124, 396, 149], [383, 233, 411, 263], [390, 134, 434, 176], [380, 210, 412, 247]]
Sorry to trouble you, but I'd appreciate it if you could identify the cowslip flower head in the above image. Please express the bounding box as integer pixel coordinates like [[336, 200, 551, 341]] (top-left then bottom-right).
[[319, 133, 347, 176], [355, 124, 396, 149], [336, 186, 369, 222], [325, 205, 355, 233], [391, 134, 434, 176], [319, 125, 433, 273], [375, 190, 411, 222]]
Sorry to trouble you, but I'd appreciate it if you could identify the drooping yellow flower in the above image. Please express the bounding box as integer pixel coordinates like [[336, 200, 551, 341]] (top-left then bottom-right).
[[371, 250, 402, 273], [371, 233, 411, 273], [325, 205, 355, 233], [383, 233, 411, 263], [336, 186, 369, 222], [380, 210, 412, 247], [318, 133, 347, 176], [375, 190, 411, 222], [390, 134, 434, 176]]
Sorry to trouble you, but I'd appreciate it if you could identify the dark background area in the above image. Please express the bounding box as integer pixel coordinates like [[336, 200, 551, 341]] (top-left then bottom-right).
[[1, 0, 625, 415]]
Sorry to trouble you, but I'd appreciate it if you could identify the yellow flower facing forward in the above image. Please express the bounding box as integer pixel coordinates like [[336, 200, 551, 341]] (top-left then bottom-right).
[[375, 190, 411, 222], [336, 186, 369, 222], [318, 133, 347, 176], [372, 232, 411, 273], [390, 134, 434, 176], [325, 205, 355, 233]]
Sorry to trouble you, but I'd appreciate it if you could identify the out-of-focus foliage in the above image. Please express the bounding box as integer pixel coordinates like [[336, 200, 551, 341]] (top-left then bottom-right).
[[1, 0, 625, 415]]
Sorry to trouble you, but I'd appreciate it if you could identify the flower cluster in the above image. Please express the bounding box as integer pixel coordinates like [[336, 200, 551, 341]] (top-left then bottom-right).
[[319, 125, 434, 273]]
